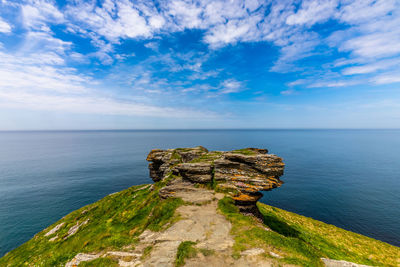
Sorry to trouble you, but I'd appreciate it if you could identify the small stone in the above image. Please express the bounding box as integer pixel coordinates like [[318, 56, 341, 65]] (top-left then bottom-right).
[[269, 251, 282, 258], [241, 248, 265, 256], [65, 253, 101, 267], [45, 222, 64, 237], [321, 258, 373, 267], [64, 219, 89, 240]]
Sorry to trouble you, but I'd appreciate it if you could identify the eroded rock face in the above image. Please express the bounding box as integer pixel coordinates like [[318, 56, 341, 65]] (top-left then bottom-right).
[[146, 146, 209, 181], [146, 146, 285, 215]]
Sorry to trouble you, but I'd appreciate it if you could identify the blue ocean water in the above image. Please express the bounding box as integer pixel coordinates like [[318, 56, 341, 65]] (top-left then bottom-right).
[[0, 130, 399, 256]]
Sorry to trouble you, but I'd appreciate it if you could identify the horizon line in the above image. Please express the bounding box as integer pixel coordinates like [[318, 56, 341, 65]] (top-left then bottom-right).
[[1, 128, 400, 132]]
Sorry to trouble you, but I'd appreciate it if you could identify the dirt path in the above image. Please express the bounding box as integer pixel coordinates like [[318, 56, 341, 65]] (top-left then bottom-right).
[[66, 185, 274, 267]]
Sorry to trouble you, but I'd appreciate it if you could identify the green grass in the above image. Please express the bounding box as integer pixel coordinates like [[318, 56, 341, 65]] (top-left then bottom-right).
[[189, 151, 223, 163], [170, 150, 183, 162], [0, 183, 184, 267], [218, 197, 400, 267], [78, 257, 118, 266], [230, 148, 257, 155], [141, 245, 153, 260], [175, 241, 197, 267], [198, 248, 215, 256]]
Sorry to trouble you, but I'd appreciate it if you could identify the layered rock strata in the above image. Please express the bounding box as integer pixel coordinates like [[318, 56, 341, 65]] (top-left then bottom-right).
[[147, 146, 285, 215]]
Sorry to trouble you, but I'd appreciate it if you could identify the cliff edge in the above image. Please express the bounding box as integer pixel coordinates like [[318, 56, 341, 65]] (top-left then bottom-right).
[[0, 147, 399, 267]]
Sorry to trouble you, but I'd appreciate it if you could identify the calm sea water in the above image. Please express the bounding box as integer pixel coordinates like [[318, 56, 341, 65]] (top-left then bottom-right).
[[0, 130, 399, 256]]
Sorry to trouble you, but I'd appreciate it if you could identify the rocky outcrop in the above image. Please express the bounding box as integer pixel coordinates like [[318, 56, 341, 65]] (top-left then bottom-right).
[[147, 146, 285, 216], [146, 146, 209, 182]]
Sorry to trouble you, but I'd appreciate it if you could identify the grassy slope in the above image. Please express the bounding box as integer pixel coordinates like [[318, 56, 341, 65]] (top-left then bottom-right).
[[218, 197, 400, 267], [1, 183, 399, 267], [0, 182, 183, 267]]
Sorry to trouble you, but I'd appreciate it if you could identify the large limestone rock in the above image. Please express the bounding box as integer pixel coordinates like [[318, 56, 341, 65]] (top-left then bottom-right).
[[147, 147, 285, 215]]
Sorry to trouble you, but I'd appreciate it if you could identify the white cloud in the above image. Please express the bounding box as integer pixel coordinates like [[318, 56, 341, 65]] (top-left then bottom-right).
[[0, 90, 213, 118], [342, 58, 400, 75], [287, 79, 306, 87], [144, 41, 159, 51], [21, 0, 64, 30], [338, 0, 396, 24], [166, 0, 203, 29], [22, 31, 72, 54], [284, 0, 400, 86], [0, 51, 88, 93], [286, 0, 338, 26], [0, 17, 11, 33], [330, 2, 400, 60], [308, 80, 361, 88], [339, 31, 400, 59], [371, 72, 400, 85], [220, 79, 243, 94], [281, 89, 296, 95], [204, 16, 261, 48], [0, 49, 213, 118], [66, 0, 162, 42]]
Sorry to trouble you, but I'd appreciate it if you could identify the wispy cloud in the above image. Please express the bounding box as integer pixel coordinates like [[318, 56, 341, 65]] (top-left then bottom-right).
[[0, 17, 11, 33], [371, 72, 400, 85], [220, 79, 243, 94], [0, 49, 214, 118], [21, 0, 64, 30]]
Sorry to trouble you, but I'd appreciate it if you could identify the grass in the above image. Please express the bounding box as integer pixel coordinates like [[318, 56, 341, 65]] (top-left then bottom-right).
[[218, 197, 400, 267], [78, 257, 118, 266], [175, 241, 197, 267], [189, 151, 223, 163], [231, 148, 257, 155], [199, 248, 215, 256], [141, 245, 153, 260], [0, 183, 184, 267]]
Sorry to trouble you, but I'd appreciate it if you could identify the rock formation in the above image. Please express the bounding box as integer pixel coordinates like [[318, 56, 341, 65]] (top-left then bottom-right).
[[147, 146, 285, 215]]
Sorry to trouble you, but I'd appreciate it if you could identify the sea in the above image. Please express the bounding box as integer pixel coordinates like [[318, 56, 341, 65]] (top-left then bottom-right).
[[0, 129, 399, 256]]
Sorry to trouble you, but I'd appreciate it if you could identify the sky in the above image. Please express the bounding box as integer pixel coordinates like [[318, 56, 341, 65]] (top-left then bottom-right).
[[0, 0, 400, 130]]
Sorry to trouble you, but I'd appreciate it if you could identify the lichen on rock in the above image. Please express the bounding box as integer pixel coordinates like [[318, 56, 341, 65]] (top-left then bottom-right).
[[147, 146, 285, 216]]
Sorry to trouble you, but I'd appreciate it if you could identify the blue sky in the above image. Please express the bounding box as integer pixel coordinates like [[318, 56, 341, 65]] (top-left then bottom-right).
[[0, 0, 399, 129]]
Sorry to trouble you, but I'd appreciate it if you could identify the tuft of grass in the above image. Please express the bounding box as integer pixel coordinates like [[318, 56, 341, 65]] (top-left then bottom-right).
[[175, 241, 197, 267], [199, 248, 214, 256], [218, 196, 400, 267], [141, 245, 153, 260], [146, 197, 184, 231], [78, 257, 118, 267], [0, 183, 184, 267], [170, 151, 183, 162]]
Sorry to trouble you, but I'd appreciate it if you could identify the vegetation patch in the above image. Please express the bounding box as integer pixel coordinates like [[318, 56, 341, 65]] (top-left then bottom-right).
[[199, 248, 215, 256], [175, 241, 197, 267], [141, 245, 153, 260], [78, 256, 118, 267], [218, 197, 400, 267], [190, 151, 223, 163], [170, 150, 183, 162], [231, 149, 257, 155], [0, 183, 184, 267]]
